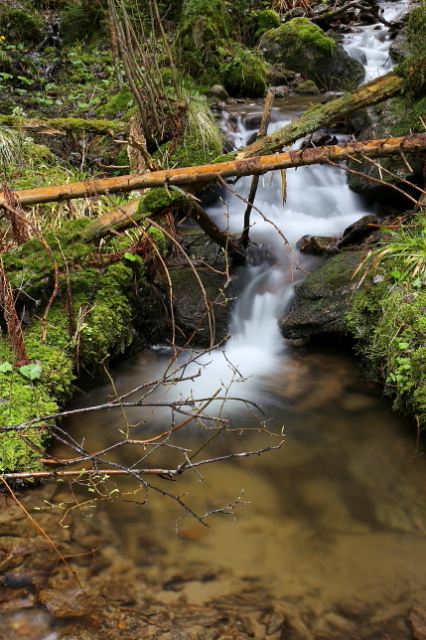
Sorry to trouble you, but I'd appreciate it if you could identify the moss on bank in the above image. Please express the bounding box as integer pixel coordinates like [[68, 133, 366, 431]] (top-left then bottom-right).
[[344, 218, 426, 426], [0, 206, 170, 476]]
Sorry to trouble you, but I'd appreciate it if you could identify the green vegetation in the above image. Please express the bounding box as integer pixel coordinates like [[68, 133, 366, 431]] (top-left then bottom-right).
[[345, 216, 426, 426], [250, 9, 280, 41], [221, 44, 267, 98], [395, 1, 426, 95], [154, 96, 222, 167]]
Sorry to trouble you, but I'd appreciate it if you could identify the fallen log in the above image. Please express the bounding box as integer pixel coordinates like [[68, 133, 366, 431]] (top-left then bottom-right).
[[1, 133, 424, 207], [235, 72, 404, 159], [0, 114, 127, 136]]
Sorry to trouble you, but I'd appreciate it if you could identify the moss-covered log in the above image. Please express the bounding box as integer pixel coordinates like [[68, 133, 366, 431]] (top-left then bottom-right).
[[235, 72, 404, 159], [2, 133, 425, 207], [0, 115, 127, 136]]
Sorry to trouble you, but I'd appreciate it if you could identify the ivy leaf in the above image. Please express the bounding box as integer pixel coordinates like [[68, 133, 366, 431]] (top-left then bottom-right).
[[19, 363, 42, 381], [0, 362, 13, 373]]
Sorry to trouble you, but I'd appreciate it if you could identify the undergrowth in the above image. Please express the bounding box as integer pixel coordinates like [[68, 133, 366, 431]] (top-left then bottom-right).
[[345, 214, 426, 426]]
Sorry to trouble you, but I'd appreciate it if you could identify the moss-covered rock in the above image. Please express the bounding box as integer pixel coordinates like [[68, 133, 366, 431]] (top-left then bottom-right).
[[279, 251, 363, 340], [178, 0, 230, 82], [394, 3, 426, 96], [294, 79, 320, 95], [250, 9, 280, 42], [344, 218, 426, 425], [221, 44, 267, 98], [347, 94, 426, 208], [260, 17, 364, 91]]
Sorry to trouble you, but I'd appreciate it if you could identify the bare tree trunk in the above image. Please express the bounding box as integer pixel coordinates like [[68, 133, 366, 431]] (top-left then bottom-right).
[[2, 133, 424, 208]]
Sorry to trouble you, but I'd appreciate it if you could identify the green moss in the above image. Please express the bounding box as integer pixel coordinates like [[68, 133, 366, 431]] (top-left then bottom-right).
[[178, 0, 230, 82], [99, 86, 134, 120], [266, 18, 335, 60], [0, 8, 42, 44], [221, 44, 267, 98], [251, 9, 280, 41], [0, 210, 171, 473], [344, 218, 426, 425], [294, 79, 320, 95], [47, 116, 125, 134], [213, 152, 236, 163], [154, 96, 222, 167], [394, 3, 426, 95]]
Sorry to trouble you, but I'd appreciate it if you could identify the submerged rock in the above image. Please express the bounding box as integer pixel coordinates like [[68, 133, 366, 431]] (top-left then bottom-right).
[[260, 18, 365, 90]]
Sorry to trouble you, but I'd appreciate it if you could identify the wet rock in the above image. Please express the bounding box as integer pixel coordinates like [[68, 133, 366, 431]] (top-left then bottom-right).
[[37, 588, 90, 618], [298, 234, 338, 255], [409, 607, 426, 640], [389, 27, 409, 61], [338, 214, 378, 248], [170, 266, 234, 348], [279, 251, 363, 340], [300, 133, 338, 149], [243, 112, 263, 130], [294, 79, 320, 95], [208, 84, 229, 101], [261, 18, 365, 90], [266, 62, 296, 86], [347, 96, 425, 209]]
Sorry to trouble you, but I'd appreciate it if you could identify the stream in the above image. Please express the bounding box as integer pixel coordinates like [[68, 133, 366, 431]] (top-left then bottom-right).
[[3, 3, 426, 639]]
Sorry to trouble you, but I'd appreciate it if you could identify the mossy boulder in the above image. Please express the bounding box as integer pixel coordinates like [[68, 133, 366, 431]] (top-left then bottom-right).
[[294, 79, 320, 95], [347, 94, 426, 209], [178, 0, 230, 81], [260, 18, 364, 91], [279, 251, 362, 340], [250, 9, 280, 42], [0, 213, 169, 475], [221, 45, 267, 98]]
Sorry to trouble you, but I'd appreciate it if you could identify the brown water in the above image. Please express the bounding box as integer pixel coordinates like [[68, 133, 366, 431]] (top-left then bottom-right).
[[54, 344, 426, 637]]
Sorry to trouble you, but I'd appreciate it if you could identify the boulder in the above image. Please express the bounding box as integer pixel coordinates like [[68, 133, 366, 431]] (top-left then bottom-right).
[[279, 251, 363, 340], [389, 28, 410, 62], [338, 214, 378, 248], [209, 84, 229, 101], [347, 95, 426, 209], [170, 266, 233, 347], [294, 79, 320, 95], [298, 235, 338, 255], [260, 18, 365, 90]]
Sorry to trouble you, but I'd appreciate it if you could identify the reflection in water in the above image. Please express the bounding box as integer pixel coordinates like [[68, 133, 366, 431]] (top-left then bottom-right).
[[63, 346, 426, 634]]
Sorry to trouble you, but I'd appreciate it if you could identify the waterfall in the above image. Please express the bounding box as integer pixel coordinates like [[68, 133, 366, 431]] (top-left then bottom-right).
[[143, 2, 406, 427]]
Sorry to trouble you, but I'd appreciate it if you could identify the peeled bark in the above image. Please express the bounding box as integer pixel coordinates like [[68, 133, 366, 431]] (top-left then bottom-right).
[[235, 72, 404, 159], [1, 133, 424, 208]]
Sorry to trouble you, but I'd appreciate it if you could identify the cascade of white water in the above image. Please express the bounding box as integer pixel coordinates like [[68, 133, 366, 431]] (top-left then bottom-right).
[[146, 2, 407, 424]]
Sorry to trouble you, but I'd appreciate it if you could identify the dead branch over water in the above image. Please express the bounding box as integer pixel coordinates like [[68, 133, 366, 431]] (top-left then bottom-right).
[[1, 133, 425, 207]]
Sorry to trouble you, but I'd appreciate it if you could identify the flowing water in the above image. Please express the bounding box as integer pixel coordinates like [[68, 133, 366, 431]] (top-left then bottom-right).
[[6, 4, 426, 638]]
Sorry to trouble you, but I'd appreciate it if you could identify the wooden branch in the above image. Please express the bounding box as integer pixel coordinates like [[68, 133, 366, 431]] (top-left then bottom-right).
[[241, 89, 275, 249], [236, 72, 404, 159], [1, 133, 425, 208]]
